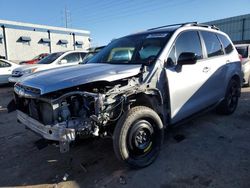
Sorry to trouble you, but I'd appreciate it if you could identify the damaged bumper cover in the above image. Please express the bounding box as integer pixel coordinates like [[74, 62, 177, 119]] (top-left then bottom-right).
[[17, 110, 75, 152]]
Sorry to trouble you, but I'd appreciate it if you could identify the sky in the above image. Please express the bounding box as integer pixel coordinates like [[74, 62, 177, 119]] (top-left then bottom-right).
[[0, 0, 249, 46]]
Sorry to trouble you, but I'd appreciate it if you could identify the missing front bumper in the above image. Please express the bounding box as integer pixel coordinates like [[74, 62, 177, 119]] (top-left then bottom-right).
[[17, 110, 76, 152]]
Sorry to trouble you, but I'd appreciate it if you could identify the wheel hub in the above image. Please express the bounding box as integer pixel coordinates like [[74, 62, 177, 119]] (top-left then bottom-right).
[[128, 120, 154, 154]]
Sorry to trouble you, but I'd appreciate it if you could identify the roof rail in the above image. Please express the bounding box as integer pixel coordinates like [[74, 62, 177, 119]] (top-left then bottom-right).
[[147, 22, 220, 31], [147, 22, 197, 31], [188, 23, 220, 30]]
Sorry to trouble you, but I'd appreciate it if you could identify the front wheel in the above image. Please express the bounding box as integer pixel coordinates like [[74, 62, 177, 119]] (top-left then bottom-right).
[[216, 79, 240, 115], [113, 106, 164, 168]]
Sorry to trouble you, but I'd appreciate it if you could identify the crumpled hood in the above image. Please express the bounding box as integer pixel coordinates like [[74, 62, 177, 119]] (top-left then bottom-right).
[[20, 63, 142, 95]]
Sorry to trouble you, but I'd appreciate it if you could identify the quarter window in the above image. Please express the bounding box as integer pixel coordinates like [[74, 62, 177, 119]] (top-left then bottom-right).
[[201, 31, 224, 58], [217, 34, 234, 54]]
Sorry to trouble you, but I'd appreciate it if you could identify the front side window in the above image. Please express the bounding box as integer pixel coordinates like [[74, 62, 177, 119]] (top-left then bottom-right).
[[0, 60, 11, 68], [201, 31, 224, 58], [217, 34, 234, 54], [166, 31, 202, 66], [87, 32, 172, 65], [62, 53, 80, 63]]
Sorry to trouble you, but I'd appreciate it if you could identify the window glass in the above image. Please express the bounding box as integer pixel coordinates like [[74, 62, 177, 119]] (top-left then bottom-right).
[[236, 46, 248, 58], [62, 53, 80, 63], [80, 52, 87, 60], [37, 52, 64, 64], [108, 48, 134, 61], [166, 46, 177, 67], [175, 31, 203, 61], [0, 60, 11, 68], [217, 34, 234, 54], [166, 31, 202, 66], [201, 31, 224, 58], [87, 32, 171, 65]]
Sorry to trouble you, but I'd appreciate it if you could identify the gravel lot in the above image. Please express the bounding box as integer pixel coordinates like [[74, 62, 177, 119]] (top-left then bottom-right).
[[0, 85, 250, 188]]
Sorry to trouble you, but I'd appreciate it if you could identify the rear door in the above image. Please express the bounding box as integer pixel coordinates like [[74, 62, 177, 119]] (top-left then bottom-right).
[[198, 31, 227, 103]]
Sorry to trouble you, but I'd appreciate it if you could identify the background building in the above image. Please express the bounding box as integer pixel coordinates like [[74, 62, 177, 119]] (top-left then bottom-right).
[[205, 14, 250, 44], [0, 20, 90, 62]]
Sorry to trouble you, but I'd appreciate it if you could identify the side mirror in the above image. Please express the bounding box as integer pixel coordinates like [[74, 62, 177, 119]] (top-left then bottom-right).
[[59, 59, 67, 64], [175, 52, 197, 72], [177, 52, 197, 66]]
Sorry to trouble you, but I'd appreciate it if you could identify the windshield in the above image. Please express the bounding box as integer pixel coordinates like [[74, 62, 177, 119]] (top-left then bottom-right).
[[80, 52, 98, 64], [32, 55, 40, 60], [87, 32, 171, 64], [236, 46, 248, 58], [37, 52, 64, 64]]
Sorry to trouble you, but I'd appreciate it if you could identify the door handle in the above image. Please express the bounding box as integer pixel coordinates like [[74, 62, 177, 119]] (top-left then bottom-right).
[[203, 67, 211, 73]]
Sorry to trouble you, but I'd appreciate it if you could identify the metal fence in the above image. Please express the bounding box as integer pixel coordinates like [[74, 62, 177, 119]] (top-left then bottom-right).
[[205, 14, 250, 44]]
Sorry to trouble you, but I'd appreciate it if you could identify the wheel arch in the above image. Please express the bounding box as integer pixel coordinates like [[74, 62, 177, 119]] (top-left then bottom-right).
[[128, 91, 166, 125]]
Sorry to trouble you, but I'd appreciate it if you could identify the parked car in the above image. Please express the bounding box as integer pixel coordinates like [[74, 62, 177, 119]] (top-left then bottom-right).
[[9, 50, 87, 83], [80, 46, 105, 63], [19, 53, 49, 65], [235, 44, 250, 86], [11, 23, 242, 168], [0, 59, 20, 84]]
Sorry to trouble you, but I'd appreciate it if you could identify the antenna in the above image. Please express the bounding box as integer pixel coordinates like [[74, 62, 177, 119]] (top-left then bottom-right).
[[64, 6, 71, 28]]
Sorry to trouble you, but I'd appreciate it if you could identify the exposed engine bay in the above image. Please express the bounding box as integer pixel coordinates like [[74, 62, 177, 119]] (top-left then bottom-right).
[[13, 76, 156, 152]]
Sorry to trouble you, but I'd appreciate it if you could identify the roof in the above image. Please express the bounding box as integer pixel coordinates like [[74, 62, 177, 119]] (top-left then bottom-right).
[[0, 19, 90, 36]]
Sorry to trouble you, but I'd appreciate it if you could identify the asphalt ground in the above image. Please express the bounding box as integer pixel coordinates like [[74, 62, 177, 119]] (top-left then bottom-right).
[[0, 85, 250, 188]]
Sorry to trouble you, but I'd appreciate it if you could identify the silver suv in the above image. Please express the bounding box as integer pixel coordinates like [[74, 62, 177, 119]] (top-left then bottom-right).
[[11, 23, 242, 168]]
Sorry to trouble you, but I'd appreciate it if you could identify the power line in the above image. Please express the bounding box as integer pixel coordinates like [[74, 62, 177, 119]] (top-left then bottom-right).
[[77, 0, 192, 25]]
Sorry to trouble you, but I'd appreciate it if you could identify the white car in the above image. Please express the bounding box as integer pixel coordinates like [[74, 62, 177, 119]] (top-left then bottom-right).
[[0, 59, 20, 84], [235, 44, 250, 86], [9, 50, 87, 83]]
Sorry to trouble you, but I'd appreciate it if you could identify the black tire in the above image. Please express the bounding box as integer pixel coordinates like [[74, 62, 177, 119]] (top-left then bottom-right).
[[216, 79, 240, 115], [113, 106, 164, 168]]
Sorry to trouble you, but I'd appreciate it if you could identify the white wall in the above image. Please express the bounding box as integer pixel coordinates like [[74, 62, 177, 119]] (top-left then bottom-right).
[[50, 32, 74, 52], [6, 28, 50, 61], [75, 35, 91, 50], [0, 27, 6, 58]]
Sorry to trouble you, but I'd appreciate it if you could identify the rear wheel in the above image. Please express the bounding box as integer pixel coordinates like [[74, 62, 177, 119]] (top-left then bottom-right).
[[216, 79, 240, 115], [113, 106, 164, 168]]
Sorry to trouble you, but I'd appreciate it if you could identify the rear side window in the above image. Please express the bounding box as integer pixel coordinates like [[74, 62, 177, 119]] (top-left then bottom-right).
[[217, 34, 234, 54], [201, 31, 224, 58], [236, 46, 248, 58]]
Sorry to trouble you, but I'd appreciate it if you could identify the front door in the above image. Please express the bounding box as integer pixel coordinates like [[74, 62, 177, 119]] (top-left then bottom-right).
[[165, 30, 216, 123]]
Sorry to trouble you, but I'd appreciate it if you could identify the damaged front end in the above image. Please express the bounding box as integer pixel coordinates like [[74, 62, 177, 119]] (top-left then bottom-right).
[[13, 78, 141, 152]]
